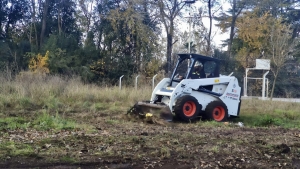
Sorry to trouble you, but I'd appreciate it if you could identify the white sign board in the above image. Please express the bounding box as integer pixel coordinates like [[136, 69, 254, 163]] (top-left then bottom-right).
[[255, 59, 270, 70]]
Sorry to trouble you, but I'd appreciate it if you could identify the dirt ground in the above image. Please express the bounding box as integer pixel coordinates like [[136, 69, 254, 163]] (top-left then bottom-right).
[[1, 111, 300, 169]]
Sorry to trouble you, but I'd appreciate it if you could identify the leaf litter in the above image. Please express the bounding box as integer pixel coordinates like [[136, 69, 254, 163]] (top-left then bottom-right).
[[0, 111, 300, 169]]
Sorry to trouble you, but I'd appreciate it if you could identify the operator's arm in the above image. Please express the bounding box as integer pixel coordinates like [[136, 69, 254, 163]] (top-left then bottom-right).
[[190, 72, 200, 79]]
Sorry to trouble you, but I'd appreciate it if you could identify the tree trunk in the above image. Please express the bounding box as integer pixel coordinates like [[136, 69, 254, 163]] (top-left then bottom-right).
[[31, 0, 38, 48], [167, 33, 172, 74], [157, 0, 185, 74], [29, 22, 32, 45], [86, 1, 93, 35], [228, 0, 236, 58], [270, 70, 279, 100], [228, 16, 236, 58], [58, 9, 62, 35], [166, 19, 174, 75], [207, 0, 212, 55], [40, 0, 50, 47]]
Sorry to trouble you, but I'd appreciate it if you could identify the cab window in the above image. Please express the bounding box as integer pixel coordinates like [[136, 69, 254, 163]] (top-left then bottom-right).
[[203, 61, 216, 78]]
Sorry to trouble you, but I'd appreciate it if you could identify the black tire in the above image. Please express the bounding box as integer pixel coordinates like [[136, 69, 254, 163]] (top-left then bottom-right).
[[174, 95, 201, 122], [205, 101, 228, 122]]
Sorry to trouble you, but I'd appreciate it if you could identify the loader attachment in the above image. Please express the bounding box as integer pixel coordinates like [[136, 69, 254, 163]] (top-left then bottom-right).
[[127, 101, 173, 122]]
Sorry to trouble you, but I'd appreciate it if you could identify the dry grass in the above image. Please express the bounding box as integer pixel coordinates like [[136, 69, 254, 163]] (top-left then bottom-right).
[[1, 72, 300, 128], [0, 73, 152, 112], [241, 99, 300, 114]]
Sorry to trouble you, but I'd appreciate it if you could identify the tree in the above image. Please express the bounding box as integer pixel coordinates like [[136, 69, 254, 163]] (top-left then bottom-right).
[[190, 13, 210, 54], [201, 0, 222, 55], [268, 19, 298, 99], [235, 9, 300, 98], [91, 0, 159, 80], [156, 0, 186, 74], [215, 0, 247, 57], [30, 0, 38, 48], [235, 11, 271, 68], [108, 0, 157, 69], [76, 0, 95, 37], [49, 0, 79, 36], [40, 0, 51, 46], [0, 0, 31, 72], [247, 0, 300, 39], [0, 0, 9, 39]]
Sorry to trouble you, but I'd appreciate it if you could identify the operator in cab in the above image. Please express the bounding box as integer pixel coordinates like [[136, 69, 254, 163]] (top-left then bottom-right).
[[190, 61, 205, 79]]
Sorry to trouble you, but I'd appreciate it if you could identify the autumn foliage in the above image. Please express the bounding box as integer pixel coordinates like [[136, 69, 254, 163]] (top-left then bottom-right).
[[29, 51, 50, 74]]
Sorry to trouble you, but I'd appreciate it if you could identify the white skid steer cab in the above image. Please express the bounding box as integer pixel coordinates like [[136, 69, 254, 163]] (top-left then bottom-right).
[[128, 53, 242, 122]]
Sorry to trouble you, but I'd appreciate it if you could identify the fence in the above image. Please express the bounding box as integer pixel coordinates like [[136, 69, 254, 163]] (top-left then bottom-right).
[[119, 74, 160, 90], [119, 73, 300, 98]]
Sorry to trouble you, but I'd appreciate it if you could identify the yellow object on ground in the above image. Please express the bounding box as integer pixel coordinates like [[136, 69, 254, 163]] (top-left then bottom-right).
[[146, 113, 153, 117]]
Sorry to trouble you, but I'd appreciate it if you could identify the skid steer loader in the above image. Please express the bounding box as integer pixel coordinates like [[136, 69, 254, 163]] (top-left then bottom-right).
[[128, 53, 242, 122]]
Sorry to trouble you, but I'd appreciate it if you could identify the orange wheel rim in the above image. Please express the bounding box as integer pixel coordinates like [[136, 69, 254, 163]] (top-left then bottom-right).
[[212, 106, 225, 121], [183, 101, 196, 117]]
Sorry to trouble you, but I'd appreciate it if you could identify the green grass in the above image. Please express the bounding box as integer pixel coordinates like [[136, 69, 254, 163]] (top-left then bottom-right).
[[60, 156, 77, 163], [90, 102, 108, 112], [33, 110, 78, 131], [0, 141, 35, 158], [42, 96, 63, 110], [0, 117, 30, 130], [18, 97, 33, 109], [0, 111, 87, 131], [105, 119, 120, 125]]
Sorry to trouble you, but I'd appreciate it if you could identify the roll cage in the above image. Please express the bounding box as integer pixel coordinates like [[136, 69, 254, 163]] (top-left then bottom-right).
[[170, 53, 220, 85]]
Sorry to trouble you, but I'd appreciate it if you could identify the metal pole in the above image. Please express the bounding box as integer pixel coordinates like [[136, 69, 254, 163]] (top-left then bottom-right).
[[262, 71, 269, 100], [267, 78, 269, 98], [135, 75, 140, 90], [188, 17, 191, 53], [244, 68, 249, 97], [243, 77, 246, 97], [152, 74, 158, 90], [119, 75, 124, 90]]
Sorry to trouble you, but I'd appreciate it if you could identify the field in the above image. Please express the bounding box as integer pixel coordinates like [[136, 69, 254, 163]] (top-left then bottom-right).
[[0, 74, 300, 169]]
